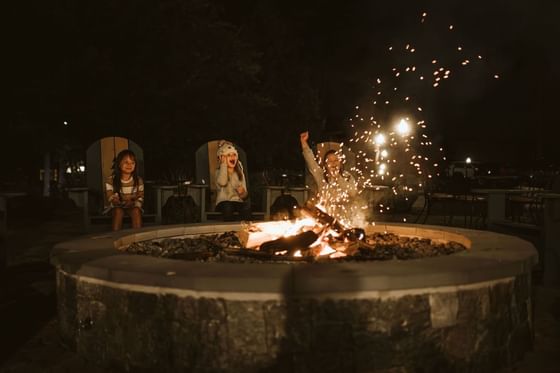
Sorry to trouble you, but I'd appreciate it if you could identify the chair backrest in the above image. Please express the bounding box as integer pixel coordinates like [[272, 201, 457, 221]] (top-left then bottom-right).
[[305, 141, 357, 195], [86, 137, 144, 211], [195, 140, 248, 210]]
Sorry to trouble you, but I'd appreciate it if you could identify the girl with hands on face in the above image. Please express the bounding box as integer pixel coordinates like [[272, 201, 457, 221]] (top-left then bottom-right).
[[215, 141, 251, 221]]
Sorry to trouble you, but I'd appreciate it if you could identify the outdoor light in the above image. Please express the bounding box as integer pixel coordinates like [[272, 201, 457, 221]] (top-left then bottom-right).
[[63, 121, 68, 126], [373, 133, 387, 164], [396, 119, 411, 136], [378, 163, 387, 175], [466, 157, 472, 164], [66, 167, 72, 174], [374, 133, 386, 145], [79, 165, 86, 173]]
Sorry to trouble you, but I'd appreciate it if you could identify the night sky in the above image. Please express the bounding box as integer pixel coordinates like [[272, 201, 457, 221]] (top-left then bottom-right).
[[5, 0, 560, 181]]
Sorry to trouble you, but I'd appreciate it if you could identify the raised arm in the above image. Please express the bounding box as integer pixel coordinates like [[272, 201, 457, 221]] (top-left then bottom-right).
[[300, 131, 310, 150], [300, 131, 323, 187]]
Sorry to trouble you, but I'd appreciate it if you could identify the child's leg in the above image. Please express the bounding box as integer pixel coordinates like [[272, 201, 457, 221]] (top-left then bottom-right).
[[217, 201, 235, 221], [112, 207, 125, 231], [129, 207, 142, 229], [238, 201, 252, 221]]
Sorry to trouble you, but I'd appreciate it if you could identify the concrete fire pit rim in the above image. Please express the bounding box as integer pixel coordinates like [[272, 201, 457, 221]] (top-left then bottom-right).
[[51, 223, 538, 296]]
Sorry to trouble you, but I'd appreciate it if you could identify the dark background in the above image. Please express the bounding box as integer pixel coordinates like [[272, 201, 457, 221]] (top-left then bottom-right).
[[4, 0, 559, 183]]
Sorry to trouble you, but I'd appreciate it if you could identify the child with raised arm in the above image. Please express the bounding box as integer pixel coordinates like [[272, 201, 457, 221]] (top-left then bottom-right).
[[215, 141, 252, 221], [300, 131, 359, 225], [105, 149, 144, 231]]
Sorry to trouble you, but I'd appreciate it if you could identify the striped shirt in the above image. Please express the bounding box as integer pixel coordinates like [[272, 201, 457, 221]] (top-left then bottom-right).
[[105, 176, 144, 209]]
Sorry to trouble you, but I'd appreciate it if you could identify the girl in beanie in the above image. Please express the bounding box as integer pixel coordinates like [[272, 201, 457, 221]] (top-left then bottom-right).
[[215, 140, 252, 221]]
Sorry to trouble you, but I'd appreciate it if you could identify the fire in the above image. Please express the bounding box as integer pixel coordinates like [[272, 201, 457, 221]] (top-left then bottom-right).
[[317, 244, 337, 257], [237, 205, 358, 259], [259, 217, 317, 238]]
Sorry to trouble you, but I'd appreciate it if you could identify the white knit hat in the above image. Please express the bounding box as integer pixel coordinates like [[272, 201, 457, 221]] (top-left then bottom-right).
[[217, 141, 238, 157]]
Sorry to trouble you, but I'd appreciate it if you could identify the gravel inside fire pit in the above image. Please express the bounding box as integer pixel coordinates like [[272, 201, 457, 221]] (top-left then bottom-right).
[[124, 232, 467, 263]]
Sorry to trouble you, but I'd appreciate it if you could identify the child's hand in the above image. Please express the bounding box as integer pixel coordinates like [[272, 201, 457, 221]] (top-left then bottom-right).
[[220, 155, 227, 164], [111, 193, 121, 204], [300, 131, 309, 144], [236, 186, 246, 196], [123, 199, 135, 208]]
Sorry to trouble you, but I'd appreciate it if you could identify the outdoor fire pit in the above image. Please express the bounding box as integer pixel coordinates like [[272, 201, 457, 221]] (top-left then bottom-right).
[[51, 222, 537, 372], [124, 226, 467, 264]]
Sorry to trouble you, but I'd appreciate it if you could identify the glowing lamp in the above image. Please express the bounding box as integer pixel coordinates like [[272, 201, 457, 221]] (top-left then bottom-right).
[[378, 163, 387, 175], [374, 133, 386, 145], [396, 119, 411, 136]]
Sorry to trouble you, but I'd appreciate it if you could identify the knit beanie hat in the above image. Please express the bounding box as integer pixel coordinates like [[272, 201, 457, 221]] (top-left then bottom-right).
[[217, 141, 238, 157], [216, 141, 244, 174]]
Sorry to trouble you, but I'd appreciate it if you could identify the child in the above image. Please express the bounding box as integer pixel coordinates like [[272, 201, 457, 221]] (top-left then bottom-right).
[[215, 141, 252, 221], [300, 131, 359, 225], [105, 149, 144, 231]]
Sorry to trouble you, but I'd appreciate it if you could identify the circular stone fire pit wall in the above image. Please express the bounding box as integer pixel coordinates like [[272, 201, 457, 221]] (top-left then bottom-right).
[[51, 223, 537, 372]]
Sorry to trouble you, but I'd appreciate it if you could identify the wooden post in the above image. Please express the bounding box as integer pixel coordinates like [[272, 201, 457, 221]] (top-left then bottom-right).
[[43, 151, 51, 197]]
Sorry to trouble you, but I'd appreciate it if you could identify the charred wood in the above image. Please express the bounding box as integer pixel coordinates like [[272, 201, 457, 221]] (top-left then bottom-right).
[[300, 204, 345, 233], [259, 231, 319, 254]]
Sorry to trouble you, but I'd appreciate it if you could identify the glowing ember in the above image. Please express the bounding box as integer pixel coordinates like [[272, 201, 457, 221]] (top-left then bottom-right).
[[339, 9, 501, 219]]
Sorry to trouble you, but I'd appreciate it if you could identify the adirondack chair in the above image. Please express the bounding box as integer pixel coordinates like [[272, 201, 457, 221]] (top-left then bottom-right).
[[68, 137, 155, 231], [185, 140, 265, 221]]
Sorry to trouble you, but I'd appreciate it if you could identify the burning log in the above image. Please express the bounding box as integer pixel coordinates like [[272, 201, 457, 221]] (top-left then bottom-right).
[[237, 229, 278, 249], [300, 203, 346, 234], [236, 205, 367, 259], [259, 230, 319, 255], [236, 218, 320, 249]]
